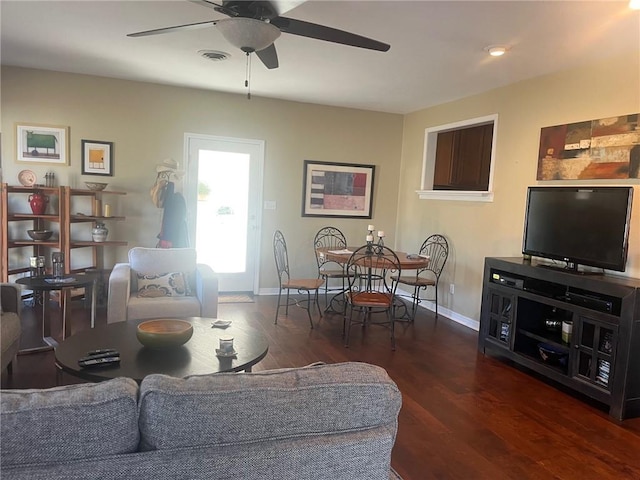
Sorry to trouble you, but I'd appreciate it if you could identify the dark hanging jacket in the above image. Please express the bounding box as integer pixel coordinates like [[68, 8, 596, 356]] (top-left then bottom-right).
[[157, 181, 189, 248]]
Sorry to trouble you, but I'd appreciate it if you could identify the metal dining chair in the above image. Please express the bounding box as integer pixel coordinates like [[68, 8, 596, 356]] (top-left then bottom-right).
[[313, 226, 351, 309], [273, 230, 324, 328], [391, 234, 449, 321], [344, 245, 401, 350]]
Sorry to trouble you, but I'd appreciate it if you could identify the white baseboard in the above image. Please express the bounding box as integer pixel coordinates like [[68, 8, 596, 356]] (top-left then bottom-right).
[[257, 288, 479, 332]]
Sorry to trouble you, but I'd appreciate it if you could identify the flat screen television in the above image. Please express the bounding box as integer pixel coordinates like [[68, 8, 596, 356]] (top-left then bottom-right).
[[522, 186, 634, 272]]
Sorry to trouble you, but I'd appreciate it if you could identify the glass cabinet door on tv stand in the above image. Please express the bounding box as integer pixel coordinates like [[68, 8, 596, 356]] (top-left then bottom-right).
[[573, 316, 617, 391]]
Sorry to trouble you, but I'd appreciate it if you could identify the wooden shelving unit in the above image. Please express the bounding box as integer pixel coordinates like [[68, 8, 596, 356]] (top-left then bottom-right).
[[1, 183, 127, 282], [62, 186, 127, 273], [1, 184, 64, 281]]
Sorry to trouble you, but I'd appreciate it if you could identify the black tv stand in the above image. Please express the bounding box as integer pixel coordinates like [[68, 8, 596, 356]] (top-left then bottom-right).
[[479, 257, 640, 420]]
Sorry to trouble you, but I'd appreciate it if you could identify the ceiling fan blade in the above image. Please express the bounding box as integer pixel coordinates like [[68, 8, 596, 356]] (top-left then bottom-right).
[[127, 20, 216, 37], [188, 0, 238, 17], [190, 1, 307, 20], [270, 16, 390, 52], [188, 0, 223, 9], [256, 44, 279, 69]]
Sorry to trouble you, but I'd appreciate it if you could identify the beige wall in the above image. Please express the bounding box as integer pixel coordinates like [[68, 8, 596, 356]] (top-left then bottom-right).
[[3, 54, 639, 323], [1, 67, 404, 289], [397, 51, 640, 325]]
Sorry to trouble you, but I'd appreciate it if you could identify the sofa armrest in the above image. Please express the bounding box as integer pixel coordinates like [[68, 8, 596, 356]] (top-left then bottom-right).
[[1, 284, 22, 315], [107, 263, 131, 324], [195, 264, 218, 319]]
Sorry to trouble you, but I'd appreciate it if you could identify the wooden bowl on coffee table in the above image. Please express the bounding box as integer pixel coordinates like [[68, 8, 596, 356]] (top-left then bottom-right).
[[136, 319, 193, 349]]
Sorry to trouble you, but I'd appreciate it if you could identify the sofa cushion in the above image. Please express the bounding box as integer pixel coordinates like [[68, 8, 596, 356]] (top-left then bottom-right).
[[0, 377, 139, 466], [138, 361, 402, 451]]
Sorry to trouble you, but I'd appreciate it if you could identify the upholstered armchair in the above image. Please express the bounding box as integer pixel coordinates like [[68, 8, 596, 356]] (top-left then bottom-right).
[[107, 247, 218, 324], [1, 283, 22, 374]]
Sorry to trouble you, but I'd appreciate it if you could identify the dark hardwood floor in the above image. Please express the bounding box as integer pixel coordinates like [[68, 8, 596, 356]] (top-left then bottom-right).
[[4, 295, 640, 479]]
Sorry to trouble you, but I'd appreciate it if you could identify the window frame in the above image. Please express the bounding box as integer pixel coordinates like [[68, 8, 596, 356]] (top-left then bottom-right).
[[417, 114, 499, 202]]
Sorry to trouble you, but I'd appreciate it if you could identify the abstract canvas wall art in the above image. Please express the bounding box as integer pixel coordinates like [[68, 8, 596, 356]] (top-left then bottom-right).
[[537, 113, 639, 180]]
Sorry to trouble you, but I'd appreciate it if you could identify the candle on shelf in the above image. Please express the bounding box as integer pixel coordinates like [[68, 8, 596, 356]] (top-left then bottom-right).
[[103, 204, 112, 217], [93, 198, 102, 217], [367, 225, 375, 231], [378, 231, 385, 238], [366, 234, 374, 242]]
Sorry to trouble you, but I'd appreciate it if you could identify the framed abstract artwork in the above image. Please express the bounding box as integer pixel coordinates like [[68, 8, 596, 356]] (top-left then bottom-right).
[[81, 140, 113, 176], [302, 160, 375, 218], [537, 113, 639, 180], [15, 123, 69, 165]]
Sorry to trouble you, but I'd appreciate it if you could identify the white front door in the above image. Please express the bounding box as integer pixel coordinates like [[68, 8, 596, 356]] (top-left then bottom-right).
[[185, 134, 263, 293]]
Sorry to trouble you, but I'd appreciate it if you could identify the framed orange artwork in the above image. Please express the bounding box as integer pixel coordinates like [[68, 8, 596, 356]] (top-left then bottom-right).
[[81, 139, 113, 176]]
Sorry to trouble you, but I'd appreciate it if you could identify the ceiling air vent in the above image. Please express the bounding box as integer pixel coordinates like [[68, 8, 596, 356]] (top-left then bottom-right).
[[199, 50, 230, 61]]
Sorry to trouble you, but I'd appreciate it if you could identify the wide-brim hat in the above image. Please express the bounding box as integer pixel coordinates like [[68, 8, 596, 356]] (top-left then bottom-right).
[[156, 158, 183, 173]]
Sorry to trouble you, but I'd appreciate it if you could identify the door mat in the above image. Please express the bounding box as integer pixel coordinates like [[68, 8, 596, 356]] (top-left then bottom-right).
[[219, 294, 255, 304]]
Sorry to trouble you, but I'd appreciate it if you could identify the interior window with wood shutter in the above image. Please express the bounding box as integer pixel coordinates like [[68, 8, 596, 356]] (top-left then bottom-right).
[[433, 123, 493, 191]]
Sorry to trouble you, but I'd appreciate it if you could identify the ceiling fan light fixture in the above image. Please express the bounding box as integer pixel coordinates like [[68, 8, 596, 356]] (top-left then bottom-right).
[[216, 17, 281, 53]]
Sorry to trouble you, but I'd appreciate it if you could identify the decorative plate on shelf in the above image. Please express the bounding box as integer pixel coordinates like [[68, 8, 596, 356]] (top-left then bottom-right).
[[18, 170, 37, 187]]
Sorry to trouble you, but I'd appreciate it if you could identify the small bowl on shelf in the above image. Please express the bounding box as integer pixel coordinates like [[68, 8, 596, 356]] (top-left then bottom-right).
[[84, 182, 108, 191], [27, 229, 53, 241], [136, 319, 194, 349], [537, 342, 568, 367]]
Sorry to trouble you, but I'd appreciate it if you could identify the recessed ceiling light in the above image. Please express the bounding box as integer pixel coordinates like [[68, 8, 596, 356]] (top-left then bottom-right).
[[630, 0, 640, 10], [485, 45, 509, 57]]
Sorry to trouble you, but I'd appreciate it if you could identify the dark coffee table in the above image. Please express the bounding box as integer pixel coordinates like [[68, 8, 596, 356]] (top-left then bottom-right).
[[54, 317, 269, 383]]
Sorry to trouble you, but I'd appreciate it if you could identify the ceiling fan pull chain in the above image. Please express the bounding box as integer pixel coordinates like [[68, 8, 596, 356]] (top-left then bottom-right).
[[245, 51, 252, 100]]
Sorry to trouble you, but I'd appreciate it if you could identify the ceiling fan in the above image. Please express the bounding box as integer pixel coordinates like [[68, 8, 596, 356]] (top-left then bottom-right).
[[128, 0, 391, 70]]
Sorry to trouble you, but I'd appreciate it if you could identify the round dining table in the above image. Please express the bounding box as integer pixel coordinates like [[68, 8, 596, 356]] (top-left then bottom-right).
[[317, 246, 430, 270], [316, 246, 430, 317]]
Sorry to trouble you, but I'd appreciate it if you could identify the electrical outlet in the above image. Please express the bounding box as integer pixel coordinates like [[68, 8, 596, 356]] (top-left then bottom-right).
[[449, 284, 455, 295]]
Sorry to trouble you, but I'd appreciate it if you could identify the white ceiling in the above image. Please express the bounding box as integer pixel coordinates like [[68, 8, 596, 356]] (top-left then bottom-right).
[[1, 1, 638, 114]]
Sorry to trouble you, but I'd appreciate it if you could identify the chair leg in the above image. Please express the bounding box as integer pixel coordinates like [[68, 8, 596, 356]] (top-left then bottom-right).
[[285, 289, 290, 316], [389, 310, 396, 351], [411, 285, 420, 322], [314, 290, 323, 319], [323, 276, 329, 308], [434, 284, 439, 319], [305, 290, 314, 329], [275, 288, 282, 324], [344, 306, 353, 347]]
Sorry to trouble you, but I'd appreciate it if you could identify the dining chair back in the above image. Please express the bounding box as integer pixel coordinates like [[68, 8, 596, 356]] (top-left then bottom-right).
[[344, 245, 401, 350], [391, 234, 449, 320], [273, 230, 324, 328], [313, 226, 350, 308]]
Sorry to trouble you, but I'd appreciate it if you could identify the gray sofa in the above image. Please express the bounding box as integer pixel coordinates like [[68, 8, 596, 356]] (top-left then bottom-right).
[[1, 283, 22, 375], [1, 362, 403, 479]]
